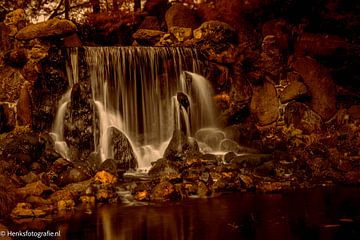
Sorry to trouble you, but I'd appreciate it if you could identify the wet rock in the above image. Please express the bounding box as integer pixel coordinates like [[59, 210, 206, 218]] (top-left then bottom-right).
[[280, 78, 309, 103], [96, 189, 117, 202], [57, 199, 75, 210], [169, 27, 192, 42], [239, 175, 254, 189], [164, 130, 200, 161], [110, 127, 138, 170], [50, 158, 71, 174], [193, 21, 237, 46], [0, 22, 12, 51], [20, 172, 39, 184], [132, 29, 166, 46], [231, 154, 272, 168], [94, 171, 117, 185], [11, 203, 47, 219], [254, 161, 275, 176], [16, 18, 77, 40], [224, 152, 237, 164], [284, 102, 323, 134], [16, 181, 54, 198], [165, 3, 198, 30], [3, 49, 28, 67], [63, 180, 92, 198], [26, 196, 52, 206], [306, 157, 329, 177], [256, 181, 292, 193], [49, 190, 74, 203], [79, 195, 96, 204], [98, 159, 126, 178], [151, 181, 179, 201], [292, 57, 337, 120], [16, 82, 32, 127], [139, 16, 161, 30], [250, 81, 279, 126], [134, 191, 150, 201], [0, 103, 16, 133], [197, 181, 211, 197], [57, 166, 91, 187], [148, 158, 179, 176]]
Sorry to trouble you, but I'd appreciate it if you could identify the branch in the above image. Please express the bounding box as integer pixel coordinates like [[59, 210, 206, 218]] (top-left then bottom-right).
[[48, 0, 64, 20], [48, 1, 91, 19]]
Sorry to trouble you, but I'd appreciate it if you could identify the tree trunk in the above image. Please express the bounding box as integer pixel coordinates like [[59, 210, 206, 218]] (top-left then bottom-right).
[[64, 0, 70, 19], [91, 0, 101, 13], [134, 0, 141, 11]]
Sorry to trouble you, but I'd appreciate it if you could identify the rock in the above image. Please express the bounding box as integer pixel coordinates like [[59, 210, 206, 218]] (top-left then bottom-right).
[[193, 21, 237, 45], [231, 154, 272, 168], [134, 191, 150, 201], [164, 130, 200, 161], [20, 172, 39, 184], [256, 181, 292, 192], [57, 166, 91, 187], [295, 33, 350, 57], [292, 57, 337, 120], [94, 171, 117, 185], [262, 19, 290, 50], [139, 16, 161, 30], [4, 9, 27, 37], [16, 18, 77, 40], [239, 175, 254, 189], [57, 199, 75, 210], [49, 190, 74, 203], [3, 49, 28, 67], [169, 26, 192, 42], [109, 127, 138, 170], [280, 78, 309, 104], [0, 67, 25, 102], [151, 181, 179, 201], [0, 23, 12, 51], [250, 81, 279, 126], [16, 181, 54, 198], [260, 35, 282, 81], [16, 82, 32, 127], [63, 33, 82, 47], [132, 29, 166, 46], [0, 103, 16, 133], [197, 181, 211, 197], [11, 203, 47, 219], [79, 195, 96, 204], [165, 3, 198, 30], [148, 158, 179, 176], [96, 189, 116, 202], [0, 185, 17, 218], [284, 102, 323, 134], [348, 105, 360, 119], [26, 196, 52, 206], [2, 132, 43, 167]]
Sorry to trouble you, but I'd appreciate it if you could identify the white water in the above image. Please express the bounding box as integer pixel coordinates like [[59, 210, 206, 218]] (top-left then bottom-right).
[[84, 47, 217, 169], [51, 48, 79, 159]]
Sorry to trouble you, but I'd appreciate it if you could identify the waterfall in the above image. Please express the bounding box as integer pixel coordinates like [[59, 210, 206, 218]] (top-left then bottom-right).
[[51, 48, 79, 159], [85, 47, 216, 169]]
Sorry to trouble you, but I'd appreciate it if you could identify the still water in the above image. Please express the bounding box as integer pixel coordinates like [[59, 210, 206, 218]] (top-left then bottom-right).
[[53, 187, 359, 240]]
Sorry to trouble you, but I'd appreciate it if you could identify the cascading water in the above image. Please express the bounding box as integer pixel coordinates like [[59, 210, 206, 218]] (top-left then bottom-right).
[[51, 48, 79, 159], [84, 47, 216, 170]]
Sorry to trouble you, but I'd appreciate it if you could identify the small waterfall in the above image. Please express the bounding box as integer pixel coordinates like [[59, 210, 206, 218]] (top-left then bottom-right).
[[85, 47, 216, 169], [51, 48, 79, 159]]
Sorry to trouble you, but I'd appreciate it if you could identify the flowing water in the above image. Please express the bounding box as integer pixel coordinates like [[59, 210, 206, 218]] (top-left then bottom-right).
[[51, 47, 244, 170], [43, 187, 360, 240]]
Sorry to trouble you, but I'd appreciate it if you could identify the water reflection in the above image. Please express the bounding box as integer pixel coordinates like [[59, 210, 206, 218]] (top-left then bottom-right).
[[57, 187, 359, 240]]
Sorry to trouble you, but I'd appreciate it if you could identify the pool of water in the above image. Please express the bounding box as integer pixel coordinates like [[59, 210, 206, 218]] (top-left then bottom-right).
[[24, 187, 360, 240]]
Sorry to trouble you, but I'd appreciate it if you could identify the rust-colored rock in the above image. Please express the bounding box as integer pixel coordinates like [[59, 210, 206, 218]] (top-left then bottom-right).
[[57, 199, 75, 210], [16, 82, 32, 127], [261, 35, 282, 81], [94, 171, 117, 185], [280, 79, 308, 103], [16, 181, 54, 198], [63, 33, 82, 48], [151, 181, 179, 201], [10, 203, 47, 219], [165, 3, 198, 30], [16, 18, 77, 40], [250, 81, 279, 126], [292, 57, 337, 120], [132, 29, 166, 46]]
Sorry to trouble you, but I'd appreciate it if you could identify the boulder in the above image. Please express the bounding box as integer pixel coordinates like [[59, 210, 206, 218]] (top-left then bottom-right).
[[94, 170, 117, 185], [0, 67, 25, 102], [110, 127, 138, 170], [284, 102, 323, 133], [16, 181, 54, 198], [164, 130, 200, 161], [280, 77, 309, 103], [16, 18, 77, 40], [139, 16, 161, 30], [169, 27, 192, 42], [56, 166, 91, 187], [0, 103, 16, 133], [292, 57, 337, 120], [250, 81, 279, 126], [132, 29, 166, 46], [151, 181, 179, 201], [193, 20, 237, 45], [3, 49, 28, 67], [165, 3, 198, 30]]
